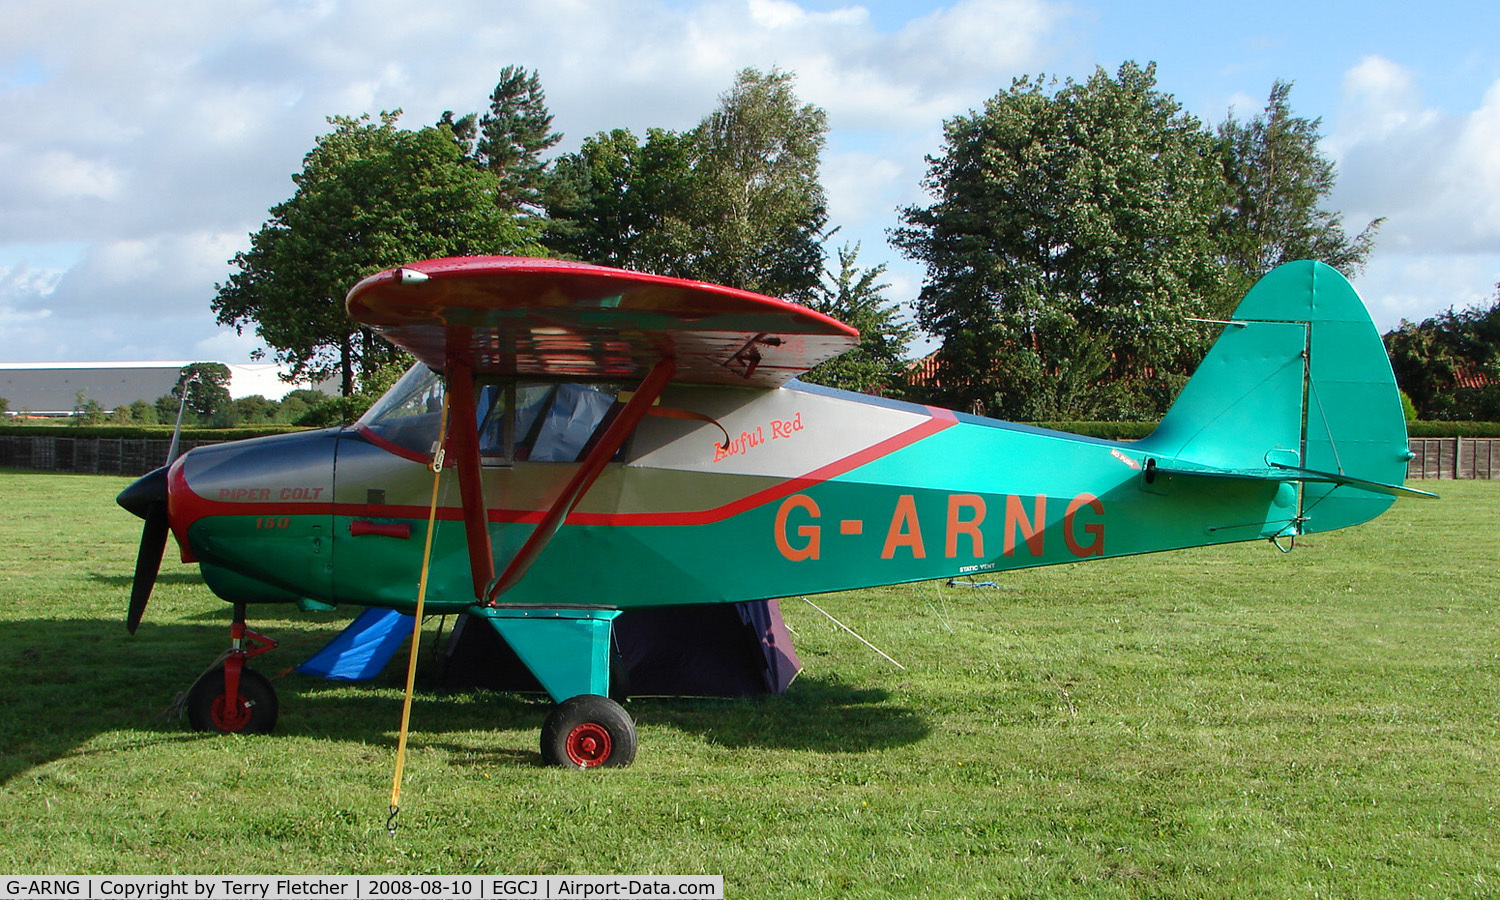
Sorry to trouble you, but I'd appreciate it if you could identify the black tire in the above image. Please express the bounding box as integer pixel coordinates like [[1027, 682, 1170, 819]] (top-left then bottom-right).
[[540, 694, 637, 768], [186, 665, 279, 734]]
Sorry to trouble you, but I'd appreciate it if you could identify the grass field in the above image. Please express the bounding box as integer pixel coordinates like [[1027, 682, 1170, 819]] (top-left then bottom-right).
[[0, 470, 1495, 898]]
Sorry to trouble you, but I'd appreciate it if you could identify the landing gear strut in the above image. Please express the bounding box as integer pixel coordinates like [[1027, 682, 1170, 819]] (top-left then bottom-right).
[[187, 603, 280, 734]]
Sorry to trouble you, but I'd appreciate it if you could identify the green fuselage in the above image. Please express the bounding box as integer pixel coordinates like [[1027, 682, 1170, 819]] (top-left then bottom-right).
[[172, 380, 1346, 617]]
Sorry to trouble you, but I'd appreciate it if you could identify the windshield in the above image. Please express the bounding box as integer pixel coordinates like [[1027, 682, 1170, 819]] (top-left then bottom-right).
[[355, 363, 446, 457]]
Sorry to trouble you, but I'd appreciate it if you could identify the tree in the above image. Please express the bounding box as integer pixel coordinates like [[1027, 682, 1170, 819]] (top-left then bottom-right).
[[685, 67, 828, 301], [1217, 81, 1382, 303], [803, 244, 914, 393], [544, 127, 696, 271], [1385, 290, 1500, 420], [893, 63, 1230, 419], [545, 68, 829, 303], [112, 399, 158, 425], [70, 391, 105, 427], [232, 395, 280, 425], [172, 362, 233, 424], [214, 112, 543, 395], [436, 109, 479, 148], [294, 394, 375, 428], [275, 389, 328, 424], [473, 66, 563, 211], [154, 394, 180, 424]]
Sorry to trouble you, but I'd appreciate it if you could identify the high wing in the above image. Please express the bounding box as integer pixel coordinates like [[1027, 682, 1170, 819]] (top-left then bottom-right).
[[346, 256, 860, 386], [345, 256, 862, 608]]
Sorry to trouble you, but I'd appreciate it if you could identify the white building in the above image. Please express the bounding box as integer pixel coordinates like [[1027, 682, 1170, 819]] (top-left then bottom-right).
[[0, 362, 335, 416]]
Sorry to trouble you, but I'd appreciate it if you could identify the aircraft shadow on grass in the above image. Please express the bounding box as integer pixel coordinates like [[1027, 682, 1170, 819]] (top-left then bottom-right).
[[0, 616, 930, 783], [89, 571, 211, 589]]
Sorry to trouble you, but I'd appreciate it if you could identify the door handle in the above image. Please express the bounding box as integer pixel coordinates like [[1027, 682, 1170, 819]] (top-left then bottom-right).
[[350, 519, 411, 539]]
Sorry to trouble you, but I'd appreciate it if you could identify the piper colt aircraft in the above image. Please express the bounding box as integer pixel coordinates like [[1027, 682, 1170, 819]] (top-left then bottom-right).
[[118, 257, 1429, 767]]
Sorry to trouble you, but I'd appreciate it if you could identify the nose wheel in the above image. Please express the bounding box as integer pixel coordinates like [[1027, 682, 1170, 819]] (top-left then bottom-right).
[[185, 603, 280, 735], [540, 695, 636, 768], [187, 663, 279, 733]]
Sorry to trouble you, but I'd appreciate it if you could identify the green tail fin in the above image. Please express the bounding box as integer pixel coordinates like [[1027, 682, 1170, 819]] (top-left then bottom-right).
[[1138, 260, 1416, 534]]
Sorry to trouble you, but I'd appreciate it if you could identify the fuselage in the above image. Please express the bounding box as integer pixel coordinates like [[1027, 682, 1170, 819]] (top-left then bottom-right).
[[164, 370, 1303, 616]]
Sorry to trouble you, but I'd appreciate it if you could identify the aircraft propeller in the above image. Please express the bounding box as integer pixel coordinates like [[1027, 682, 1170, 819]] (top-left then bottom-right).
[[117, 377, 196, 633], [119, 467, 170, 633]]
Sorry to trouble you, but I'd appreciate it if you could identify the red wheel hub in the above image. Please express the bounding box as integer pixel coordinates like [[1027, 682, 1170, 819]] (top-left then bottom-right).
[[210, 693, 252, 732], [564, 723, 612, 767]]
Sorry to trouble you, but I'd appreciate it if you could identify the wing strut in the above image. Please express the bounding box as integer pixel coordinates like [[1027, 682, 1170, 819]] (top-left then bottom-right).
[[485, 356, 678, 604], [445, 355, 497, 599]]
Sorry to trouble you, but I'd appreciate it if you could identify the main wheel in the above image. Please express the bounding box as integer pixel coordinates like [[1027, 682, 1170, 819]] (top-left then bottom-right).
[[186, 664, 279, 734], [540, 694, 637, 768]]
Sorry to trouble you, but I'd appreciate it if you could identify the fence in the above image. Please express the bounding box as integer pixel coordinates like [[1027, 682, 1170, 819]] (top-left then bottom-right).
[[4, 433, 1497, 481], [0, 435, 215, 477], [1406, 437, 1500, 480]]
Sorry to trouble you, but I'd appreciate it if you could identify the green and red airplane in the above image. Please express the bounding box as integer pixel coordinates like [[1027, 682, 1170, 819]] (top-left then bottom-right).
[[117, 256, 1430, 768]]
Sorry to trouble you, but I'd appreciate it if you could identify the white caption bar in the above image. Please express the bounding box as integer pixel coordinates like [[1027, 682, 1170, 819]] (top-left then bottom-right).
[[0, 877, 723, 900]]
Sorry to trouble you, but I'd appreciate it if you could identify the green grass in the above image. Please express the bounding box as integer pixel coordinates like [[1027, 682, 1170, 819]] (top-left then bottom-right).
[[0, 470, 1496, 897]]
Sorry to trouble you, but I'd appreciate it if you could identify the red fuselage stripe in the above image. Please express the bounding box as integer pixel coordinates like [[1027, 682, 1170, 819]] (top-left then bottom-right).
[[353, 425, 434, 465], [173, 407, 958, 530]]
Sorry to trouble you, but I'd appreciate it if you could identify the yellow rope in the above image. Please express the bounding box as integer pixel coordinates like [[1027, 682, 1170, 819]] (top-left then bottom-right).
[[388, 391, 450, 836]]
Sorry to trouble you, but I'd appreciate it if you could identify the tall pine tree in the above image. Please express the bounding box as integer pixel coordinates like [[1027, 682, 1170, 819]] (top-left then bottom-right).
[[803, 243, 914, 393], [473, 66, 563, 212], [1217, 81, 1382, 303]]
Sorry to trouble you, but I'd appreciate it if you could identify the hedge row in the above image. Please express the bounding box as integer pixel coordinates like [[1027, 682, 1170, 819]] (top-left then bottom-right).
[[0, 424, 311, 441], [1037, 422, 1500, 439], [1406, 421, 1500, 438]]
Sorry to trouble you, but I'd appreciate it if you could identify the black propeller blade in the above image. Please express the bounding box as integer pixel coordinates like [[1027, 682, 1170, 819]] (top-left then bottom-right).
[[119, 378, 195, 633], [118, 466, 170, 634], [128, 501, 169, 634]]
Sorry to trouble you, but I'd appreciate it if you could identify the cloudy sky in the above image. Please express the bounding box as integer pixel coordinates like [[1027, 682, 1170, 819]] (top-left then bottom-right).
[[3, 0, 1498, 367]]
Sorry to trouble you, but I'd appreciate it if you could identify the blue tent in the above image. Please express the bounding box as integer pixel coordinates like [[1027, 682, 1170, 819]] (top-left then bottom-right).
[[296, 607, 413, 681]]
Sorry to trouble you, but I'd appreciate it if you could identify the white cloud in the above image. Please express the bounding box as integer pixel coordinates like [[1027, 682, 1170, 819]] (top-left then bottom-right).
[[0, 262, 64, 304], [0, 0, 1073, 361], [1318, 56, 1500, 331], [1329, 56, 1500, 255], [35, 150, 124, 201], [192, 329, 270, 369], [1338, 55, 1426, 139], [43, 232, 246, 318], [824, 151, 907, 225], [1352, 254, 1497, 331], [893, 0, 1060, 84]]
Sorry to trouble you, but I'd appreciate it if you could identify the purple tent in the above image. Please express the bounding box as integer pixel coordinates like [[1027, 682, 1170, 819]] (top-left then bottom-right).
[[439, 599, 801, 697]]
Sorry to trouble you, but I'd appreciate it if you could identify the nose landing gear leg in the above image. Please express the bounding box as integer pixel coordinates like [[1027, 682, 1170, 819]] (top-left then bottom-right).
[[187, 603, 280, 734]]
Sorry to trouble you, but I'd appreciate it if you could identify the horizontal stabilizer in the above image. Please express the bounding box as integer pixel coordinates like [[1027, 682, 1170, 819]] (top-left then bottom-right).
[[1149, 458, 1438, 499], [1269, 463, 1439, 499]]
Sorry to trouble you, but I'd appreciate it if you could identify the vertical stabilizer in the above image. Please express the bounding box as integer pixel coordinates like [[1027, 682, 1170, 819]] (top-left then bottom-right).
[[1138, 261, 1412, 534]]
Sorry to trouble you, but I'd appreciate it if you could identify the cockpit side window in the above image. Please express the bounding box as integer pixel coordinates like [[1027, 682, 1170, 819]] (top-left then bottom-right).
[[477, 381, 624, 464], [357, 365, 626, 464]]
